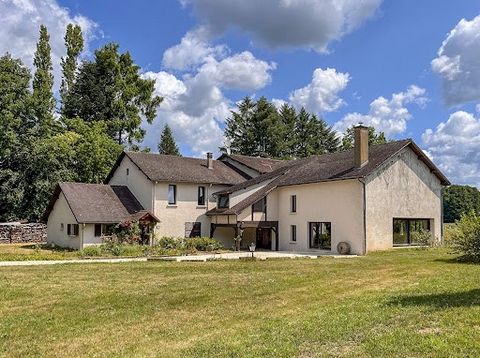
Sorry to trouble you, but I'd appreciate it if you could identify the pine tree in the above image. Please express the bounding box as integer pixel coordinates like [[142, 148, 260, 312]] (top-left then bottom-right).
[[311, 115, 340, 154], [32, 25, 55, 136], [277, 104, 297, 158], [293, 107, 317, 158], [60, 24, 84, 105], [158, 124, 181, 156]]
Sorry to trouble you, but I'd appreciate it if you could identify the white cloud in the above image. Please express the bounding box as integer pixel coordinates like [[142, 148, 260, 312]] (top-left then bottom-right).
[[199, 51, 276, 91], [289, 67, 350, 113], [0, 0, 97, 88], [162, 29, 226, 70], [333, 85, 427, 136], [431, 15, 480, 106], [180, 0, 382, 52], [422, 110, 480, 186]]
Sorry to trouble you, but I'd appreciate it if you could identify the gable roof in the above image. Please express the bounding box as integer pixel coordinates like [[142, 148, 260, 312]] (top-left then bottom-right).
[[41, 183, 157, 224], [209, 140, 450, 215], [218, 153, 289, 174], [105, 152, 248, 185]]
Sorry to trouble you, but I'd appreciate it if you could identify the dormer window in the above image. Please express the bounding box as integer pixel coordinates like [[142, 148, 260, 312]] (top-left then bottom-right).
[[218, 194, 229, 208]]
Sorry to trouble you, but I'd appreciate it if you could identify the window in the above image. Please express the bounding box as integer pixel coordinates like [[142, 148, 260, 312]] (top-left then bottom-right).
[[290, 195, 297, 213], [185, 222, 201, 238], [126, 168, 129, 176], [198, 186, 206, 206], [291, 225, 297, 242], [94, 224, 102, 237], [218, 194, 229, 208], [168, 184, 177, 205], [393, 218, 431, 246], [67, 224, 79, 236], [252, 197, 266, 213], [309, 222, 331, 250]]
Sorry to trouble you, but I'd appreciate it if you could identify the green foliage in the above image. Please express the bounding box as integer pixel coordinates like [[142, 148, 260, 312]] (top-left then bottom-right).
[[60, 24, 84, 104], [223, 97, 339, 158], [158, 124, 181, 156], [447, 210, 480, 262], [410, 228, 435, 248], [341, 125, 388, 150], [32, 25, 56, 137], [79, 245, 103, 257], [62, 43, 163, 145], [155, 237, 223, 252], [443, 185, 480, 223]]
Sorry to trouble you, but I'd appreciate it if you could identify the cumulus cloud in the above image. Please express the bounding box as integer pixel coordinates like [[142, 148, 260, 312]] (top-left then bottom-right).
[[0, 0, 97, 88], [289, 67, 350, 113], [333, 85, 427, 136], [431, 15, 480, 106], [180, 0, 382, 52], [144, 47, 275, 155], [422, 110, 480, 186]]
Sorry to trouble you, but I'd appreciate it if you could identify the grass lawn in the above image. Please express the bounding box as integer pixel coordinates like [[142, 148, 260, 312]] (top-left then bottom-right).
[[0, 244, 80, 261], [0, 248, 479, 357]]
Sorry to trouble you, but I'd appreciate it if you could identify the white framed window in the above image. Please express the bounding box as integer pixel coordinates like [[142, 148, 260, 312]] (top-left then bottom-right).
[[291, 225, 297, 242], [290, 195, 297, 213], [168, 184, 177, 205], [198, 186, 206, 206], [67, 224, 79, 237]]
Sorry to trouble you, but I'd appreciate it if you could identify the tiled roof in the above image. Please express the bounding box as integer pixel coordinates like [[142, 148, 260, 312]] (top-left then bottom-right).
[[105, 152, 248, 185], [218, 153, 289, 174], [42, 183, 156, 224]]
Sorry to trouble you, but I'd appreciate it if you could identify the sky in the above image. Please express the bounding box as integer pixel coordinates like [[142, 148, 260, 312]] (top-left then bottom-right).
[[2, 0, 480, 186]]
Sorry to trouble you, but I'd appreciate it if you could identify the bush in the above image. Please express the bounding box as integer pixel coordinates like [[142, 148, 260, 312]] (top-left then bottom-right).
[[185, 237, 223, 251], [411, 228, 435, 248], [447, 210, 480, 262], [80, 245, 103, 257], [154, 236, 223, 253]]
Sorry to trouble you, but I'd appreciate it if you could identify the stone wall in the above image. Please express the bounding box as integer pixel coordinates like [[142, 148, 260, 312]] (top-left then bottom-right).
[[0, 223, 47, 244]]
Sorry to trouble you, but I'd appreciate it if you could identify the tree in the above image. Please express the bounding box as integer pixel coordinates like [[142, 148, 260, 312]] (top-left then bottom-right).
[[60, 24, 84, 104], [443, 185, 480, 223], [293, 107, 318, 158], [341, 126, 387, 150], [223, 96, 256, 155], [277, 103, 297, 158], [63, 43, 163, 146], [158, 124, 181, 156], [32, 25, 56, 136], [0, 54, 32, 221]]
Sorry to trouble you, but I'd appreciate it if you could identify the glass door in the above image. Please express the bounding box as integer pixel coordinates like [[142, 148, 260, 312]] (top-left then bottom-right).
[[309, 222, 331, 250]]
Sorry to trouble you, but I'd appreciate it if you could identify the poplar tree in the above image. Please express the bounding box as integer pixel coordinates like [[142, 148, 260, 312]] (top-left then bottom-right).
[[60, 24, 84, 104], [32, 25, 55, 136], [158, 124, 181, 156]]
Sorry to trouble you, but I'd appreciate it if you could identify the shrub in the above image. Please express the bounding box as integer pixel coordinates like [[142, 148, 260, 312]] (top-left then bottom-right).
[[185, 237, 223, 251], [411, 228, 435, 248], [80, 245, 103, 257], [447, 210, 480, 262]]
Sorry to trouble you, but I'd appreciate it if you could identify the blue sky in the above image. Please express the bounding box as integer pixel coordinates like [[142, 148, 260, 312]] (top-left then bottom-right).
[[2, 0, 480, 186]]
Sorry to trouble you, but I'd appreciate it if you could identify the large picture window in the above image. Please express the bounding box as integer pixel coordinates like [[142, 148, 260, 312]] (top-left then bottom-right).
[[309, 222, 331, 250], [393, 218, 431, 245]]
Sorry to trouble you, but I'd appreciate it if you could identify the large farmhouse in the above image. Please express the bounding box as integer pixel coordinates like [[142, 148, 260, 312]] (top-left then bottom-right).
[[43, 126, 450, 254]]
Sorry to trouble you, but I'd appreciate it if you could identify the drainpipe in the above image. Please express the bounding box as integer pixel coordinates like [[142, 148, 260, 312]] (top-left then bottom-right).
[[358, 178, 367, 255]]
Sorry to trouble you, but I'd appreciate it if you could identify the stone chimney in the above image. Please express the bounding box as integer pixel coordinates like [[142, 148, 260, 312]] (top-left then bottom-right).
[[207, 152, 213, 169], [354, 125, 369, 168]]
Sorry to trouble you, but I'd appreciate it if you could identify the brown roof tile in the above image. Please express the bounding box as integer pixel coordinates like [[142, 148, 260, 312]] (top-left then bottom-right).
[[218, 153, 289, 174]]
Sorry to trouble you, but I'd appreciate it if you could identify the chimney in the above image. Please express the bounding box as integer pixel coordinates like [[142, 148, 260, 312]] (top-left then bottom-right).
[[207, 152, 213, 169], [354, 125, 369, 168]]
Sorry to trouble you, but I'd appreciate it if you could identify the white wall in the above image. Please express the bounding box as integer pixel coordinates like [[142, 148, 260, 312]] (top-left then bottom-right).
[[47, 192, 81, 249], [365, 147, 443, 251], [108, 155, 154, 211], [229, 178, 275, 207], [274, 180, 365, 254], [82, 224, 103, 247]]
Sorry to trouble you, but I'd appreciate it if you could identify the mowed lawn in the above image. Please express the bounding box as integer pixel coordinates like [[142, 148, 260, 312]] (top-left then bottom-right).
[[0, 249, 479, 357]]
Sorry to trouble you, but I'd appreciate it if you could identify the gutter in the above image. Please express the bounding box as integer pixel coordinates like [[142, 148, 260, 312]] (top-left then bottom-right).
[[358, 178, 367, 255]]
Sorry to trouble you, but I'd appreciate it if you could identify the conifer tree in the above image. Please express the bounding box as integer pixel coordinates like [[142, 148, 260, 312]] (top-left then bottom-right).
[[158, 124, 181, 156], [32, 25, 55, 136], [341, 126, 387, 150]]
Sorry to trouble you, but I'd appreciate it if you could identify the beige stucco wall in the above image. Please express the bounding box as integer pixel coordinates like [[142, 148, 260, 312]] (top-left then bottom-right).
[[47, 192, 81, 249], [154, 182, 230, 238], [82, 224, 103, 247], [229, 179, 275, 207], [365, 147, 443, 251], [108, 156, 154, 211], [274, 180, 365, 254]]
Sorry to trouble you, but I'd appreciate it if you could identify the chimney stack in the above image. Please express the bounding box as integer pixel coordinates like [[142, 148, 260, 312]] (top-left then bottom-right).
[[207, 152, 213, 169], [354, 125, 369, 168]]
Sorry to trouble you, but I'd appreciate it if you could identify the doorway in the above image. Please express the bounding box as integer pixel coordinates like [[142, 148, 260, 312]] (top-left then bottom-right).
[[256, 228, 272, 249]]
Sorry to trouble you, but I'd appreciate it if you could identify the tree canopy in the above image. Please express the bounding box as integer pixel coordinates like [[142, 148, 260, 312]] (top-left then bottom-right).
[[158, 124, 181, 156], [443, 185, 480, 223]]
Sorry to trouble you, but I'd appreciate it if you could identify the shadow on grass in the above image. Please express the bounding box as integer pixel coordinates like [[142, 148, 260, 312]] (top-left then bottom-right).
[[388, 289, 480, 308]]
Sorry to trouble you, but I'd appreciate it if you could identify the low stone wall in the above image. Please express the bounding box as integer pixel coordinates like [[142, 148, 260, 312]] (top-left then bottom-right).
[[0, 223, 47, 244]]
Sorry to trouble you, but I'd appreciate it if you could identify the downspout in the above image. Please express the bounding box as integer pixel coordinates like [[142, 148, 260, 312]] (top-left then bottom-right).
[[358, 178, 367, 255], [151, 181, 157, 246]]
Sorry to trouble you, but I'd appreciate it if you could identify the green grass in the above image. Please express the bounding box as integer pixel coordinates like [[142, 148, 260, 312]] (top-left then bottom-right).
[[0, 244, 80, 261], [0, 248, 479, 357]]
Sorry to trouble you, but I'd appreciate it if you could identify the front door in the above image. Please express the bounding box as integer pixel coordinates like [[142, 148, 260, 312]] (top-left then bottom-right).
[[256, 228, 271, 249]]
